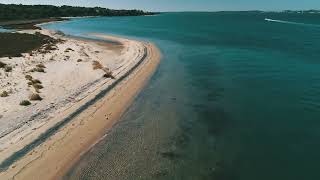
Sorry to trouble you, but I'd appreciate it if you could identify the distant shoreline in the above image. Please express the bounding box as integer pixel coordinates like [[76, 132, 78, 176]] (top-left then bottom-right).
[[0, 18, 68, 30]]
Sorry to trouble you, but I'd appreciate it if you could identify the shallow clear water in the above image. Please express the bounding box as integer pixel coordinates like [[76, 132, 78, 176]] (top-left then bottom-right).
[[44, 12, 320, 180], [0, 27, 10, 32]]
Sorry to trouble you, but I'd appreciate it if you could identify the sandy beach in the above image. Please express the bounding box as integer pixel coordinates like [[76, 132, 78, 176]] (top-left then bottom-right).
[[0, 29, 161, 179]]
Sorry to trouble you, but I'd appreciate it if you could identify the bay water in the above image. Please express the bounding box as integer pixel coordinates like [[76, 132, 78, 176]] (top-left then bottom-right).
[[43, 12, 320, 180]]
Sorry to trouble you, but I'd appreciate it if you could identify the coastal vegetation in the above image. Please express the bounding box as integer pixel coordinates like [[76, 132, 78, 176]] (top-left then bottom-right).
[[92, 60, 104, 70], [0, 3, 155, 57], [4, 66, 12, 72], [0, 61, 13, 72], [31, 66, 45, 73], [25, 74, 44, 94], [0, 61, 6, 68], [92, 60, 115, 79], [0, 91, 8, 97], [0, 4, 156, 29], [0, 3, 156, 22], [0, 32, 58, 57], [19, 100, 31, 106], [29, 93, 43, 101]]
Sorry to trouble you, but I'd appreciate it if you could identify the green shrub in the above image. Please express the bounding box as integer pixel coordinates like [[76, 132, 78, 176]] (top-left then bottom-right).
[[0, 91, 8, 97], [25, 75, 33, 80], [20, 100, 31, 106]]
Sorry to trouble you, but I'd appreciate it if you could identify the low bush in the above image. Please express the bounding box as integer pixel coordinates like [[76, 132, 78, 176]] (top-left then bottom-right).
[[103, 72, 115, 79], [65, 48, 74, 52], [32, 79, 42, 84], [0, 61, 6, 68], [31, 67, 45, 73], [36, 63, 46, 69], [25, 74, 33, 80], [0, 91, 8, 97], [33, 83, 43, 90], [20, 100, 31, 106], [29, 93, 42, 101], [102, 67, 115, 79], [92, 61, 103, 70], [4, 66, 12, 72]]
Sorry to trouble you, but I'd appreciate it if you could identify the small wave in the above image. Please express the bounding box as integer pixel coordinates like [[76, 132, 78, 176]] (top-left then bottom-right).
[[264, 18, 320, 27]]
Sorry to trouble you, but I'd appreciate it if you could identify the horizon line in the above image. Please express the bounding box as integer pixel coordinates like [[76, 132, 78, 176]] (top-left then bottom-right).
[[0, 3, 319, 13]]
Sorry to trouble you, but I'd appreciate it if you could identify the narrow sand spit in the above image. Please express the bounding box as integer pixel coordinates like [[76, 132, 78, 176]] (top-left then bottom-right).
[[0, 31, 161, 179]]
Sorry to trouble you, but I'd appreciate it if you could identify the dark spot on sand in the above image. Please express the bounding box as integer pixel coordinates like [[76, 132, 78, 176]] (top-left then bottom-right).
[[160, 151, 181, 160], [152, 170, 168, 178]]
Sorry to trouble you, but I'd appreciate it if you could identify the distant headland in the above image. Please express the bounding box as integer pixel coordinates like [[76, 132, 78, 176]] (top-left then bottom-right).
[[0, 3, 158, 29], [0, 3, 157, 21]]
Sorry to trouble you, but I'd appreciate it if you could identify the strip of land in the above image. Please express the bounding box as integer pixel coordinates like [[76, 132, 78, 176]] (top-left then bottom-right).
[[0, 4, 157, 30], [0, 29, 161, 179], [0, 18, 67, 30]]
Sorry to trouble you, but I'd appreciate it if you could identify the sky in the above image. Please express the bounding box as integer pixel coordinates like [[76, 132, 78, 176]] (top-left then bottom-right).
[[0, 0, 319, 12]]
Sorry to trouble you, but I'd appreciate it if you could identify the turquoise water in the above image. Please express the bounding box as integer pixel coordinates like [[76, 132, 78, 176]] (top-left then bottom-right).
[[43, 12, 320, 180], [0, 27, 10, 32]]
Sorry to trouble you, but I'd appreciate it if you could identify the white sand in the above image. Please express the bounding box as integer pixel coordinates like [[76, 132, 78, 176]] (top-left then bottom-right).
[[0, 29, 156, 175]]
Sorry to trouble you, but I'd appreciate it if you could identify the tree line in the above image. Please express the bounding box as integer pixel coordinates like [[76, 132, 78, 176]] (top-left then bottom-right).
[[0, 4, 157, 21]]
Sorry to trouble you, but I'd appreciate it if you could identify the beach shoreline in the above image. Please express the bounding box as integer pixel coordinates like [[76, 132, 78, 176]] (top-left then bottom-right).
[[0, 29, 161, 179]]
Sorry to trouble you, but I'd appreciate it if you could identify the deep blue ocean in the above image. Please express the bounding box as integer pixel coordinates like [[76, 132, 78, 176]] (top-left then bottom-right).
[[43, 12, 320, 180]]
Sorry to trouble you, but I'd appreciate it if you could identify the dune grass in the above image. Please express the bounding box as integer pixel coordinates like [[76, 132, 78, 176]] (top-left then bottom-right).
[[92, 61, 103, 70], [92, 61, 115, 79]]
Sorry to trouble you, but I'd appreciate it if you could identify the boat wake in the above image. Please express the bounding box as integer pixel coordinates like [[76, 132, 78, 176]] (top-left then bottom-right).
[[265, 18, 320, 27]]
